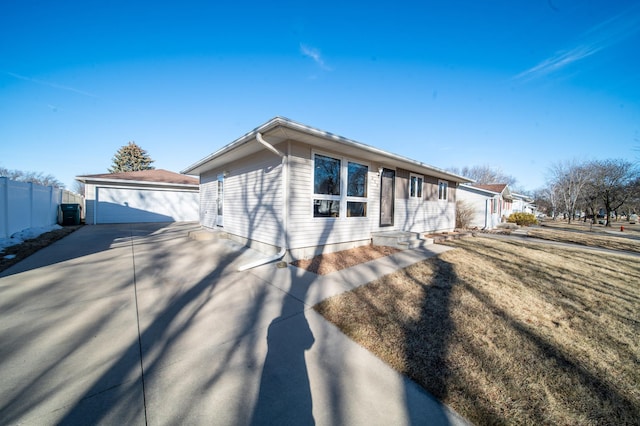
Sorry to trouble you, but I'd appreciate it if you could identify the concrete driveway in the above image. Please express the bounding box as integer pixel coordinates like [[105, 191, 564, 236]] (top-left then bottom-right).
[[0, 223, 466, 425]]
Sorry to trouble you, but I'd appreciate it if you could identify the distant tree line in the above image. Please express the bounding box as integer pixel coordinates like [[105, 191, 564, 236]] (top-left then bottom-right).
[[0, 167, 64, 188], [447, 164, 520, 189], [534, 158, 639, 227]]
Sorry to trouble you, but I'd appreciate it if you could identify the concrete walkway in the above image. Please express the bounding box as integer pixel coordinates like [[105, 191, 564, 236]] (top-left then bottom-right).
[[0, 223, 468, 426]]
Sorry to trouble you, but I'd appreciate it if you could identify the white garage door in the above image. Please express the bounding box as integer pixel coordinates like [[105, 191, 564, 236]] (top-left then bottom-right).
[[96, 187, 199, 224]]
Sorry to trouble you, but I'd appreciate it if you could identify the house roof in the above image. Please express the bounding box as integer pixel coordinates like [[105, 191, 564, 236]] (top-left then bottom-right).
[[512, 192, 534, 203], [472, 184, 508, 194], [461, 183, 514, 199], [182, 117, 473, 183], [459, 184, 500, 196], [76, 169, 199, 187]]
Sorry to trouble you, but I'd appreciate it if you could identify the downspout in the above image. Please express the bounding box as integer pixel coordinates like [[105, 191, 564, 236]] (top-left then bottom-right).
[[484, 198, 490, 230], [237, 132, 288, 271]]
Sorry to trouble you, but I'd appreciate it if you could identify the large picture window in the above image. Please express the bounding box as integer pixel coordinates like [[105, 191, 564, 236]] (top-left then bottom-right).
[[313, 153, 368, 218]]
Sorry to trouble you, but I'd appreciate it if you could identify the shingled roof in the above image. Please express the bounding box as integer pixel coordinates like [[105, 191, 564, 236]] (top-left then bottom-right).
[[77, 169, 198, 186], [472, 184, 508, 194]]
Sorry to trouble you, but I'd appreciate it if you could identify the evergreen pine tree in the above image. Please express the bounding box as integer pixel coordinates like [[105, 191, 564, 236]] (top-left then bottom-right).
[[109, 142, 155, 173]]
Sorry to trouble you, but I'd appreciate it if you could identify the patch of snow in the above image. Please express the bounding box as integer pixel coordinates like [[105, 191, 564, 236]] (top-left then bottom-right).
[[4, 254, 16, 260], [0, 224, 63, 252]]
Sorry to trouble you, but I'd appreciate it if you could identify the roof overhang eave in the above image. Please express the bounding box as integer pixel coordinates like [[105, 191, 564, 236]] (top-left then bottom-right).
[[75, 176, 199, 189], [182, 117, 474, 183], [181, 119, 284, 175]]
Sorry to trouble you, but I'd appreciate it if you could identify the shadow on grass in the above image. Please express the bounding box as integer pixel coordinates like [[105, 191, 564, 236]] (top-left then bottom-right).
[[400, 257, 510, 423], [402, 240, 639, 424]]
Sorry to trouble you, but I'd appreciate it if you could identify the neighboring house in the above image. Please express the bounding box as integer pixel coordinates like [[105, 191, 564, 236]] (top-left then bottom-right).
[[457, 183, 514, 229], [512, 192, 536, 215], [76, 169, 199, 224], [182, 117, 472, 260]]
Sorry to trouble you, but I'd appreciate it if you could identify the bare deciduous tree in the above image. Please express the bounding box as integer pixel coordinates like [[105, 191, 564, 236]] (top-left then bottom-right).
[[72, 180, 85, 197], [0, 167, 64, 188], [534, 185, 561, 218], [447, 164, 518, 187], [547, 159, 591, 224], [589, 159, 637, 227]]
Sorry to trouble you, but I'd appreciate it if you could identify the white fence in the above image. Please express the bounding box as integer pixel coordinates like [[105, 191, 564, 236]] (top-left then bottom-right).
[[0, 177, 84, 239]]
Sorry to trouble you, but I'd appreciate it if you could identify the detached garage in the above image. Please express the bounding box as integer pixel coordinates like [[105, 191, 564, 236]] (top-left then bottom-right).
[[76, 169, 199, 224]]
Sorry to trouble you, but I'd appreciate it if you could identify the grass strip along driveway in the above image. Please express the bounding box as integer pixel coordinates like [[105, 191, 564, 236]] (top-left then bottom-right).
[[315, 236, 640, 424], [528, 226, 640, 254]]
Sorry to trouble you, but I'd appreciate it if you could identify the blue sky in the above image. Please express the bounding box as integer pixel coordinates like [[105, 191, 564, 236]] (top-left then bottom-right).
[[1, 0, 639, 193]]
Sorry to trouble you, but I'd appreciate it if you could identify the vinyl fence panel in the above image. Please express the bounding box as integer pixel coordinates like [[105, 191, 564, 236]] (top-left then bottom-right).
[[0, 177, 83, 239]]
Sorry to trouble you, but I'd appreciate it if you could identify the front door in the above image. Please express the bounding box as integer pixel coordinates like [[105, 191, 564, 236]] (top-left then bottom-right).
[[216, 174, 224, 227], [380, 168, 395, 227]]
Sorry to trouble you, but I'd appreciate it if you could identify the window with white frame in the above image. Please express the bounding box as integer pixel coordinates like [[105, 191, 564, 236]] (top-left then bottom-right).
[[313, 153, 368, 218], [438, 180, 448, 201], [346, 161, 368, 217], [409, 174, 423, 199], [313, 154, 341, 217]]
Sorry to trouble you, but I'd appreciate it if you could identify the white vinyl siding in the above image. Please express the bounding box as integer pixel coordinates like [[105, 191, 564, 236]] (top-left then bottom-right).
[[194, 140, 458, 254], [221, 150, 283, 246], [200, 172, 218, 228], [84, 184, 97, 224], [392, 170, 455, 233], [395, 197, 456, 232], [457, 186, 502, 229]]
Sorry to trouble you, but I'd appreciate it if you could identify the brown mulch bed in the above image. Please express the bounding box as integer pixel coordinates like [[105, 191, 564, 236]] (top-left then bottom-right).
[[291, 245, 401, 275], [0, 226, 82, 273]]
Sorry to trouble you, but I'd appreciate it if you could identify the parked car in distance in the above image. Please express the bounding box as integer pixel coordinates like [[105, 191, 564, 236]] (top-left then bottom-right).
[[629, 214, 638, 224]]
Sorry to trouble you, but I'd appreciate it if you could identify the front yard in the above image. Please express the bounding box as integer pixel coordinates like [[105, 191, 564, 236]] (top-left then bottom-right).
[[530, 220, 640, 253], [315, 235, 640, 424]]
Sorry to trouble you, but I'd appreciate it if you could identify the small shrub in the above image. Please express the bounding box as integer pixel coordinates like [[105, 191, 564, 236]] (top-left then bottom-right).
[[507, 212, 538, 226], [456, 200, 475, 229]]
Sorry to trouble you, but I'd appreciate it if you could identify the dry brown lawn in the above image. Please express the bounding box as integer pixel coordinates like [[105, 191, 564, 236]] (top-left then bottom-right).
[[540, 219, 640, 235], [315, 236, 640, 425], [528, 225, 640, 254]]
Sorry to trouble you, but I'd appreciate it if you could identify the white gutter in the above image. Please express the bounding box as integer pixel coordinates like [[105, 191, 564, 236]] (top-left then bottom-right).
[[256, 132, 285, 157], [237, 132, 288, 271]]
